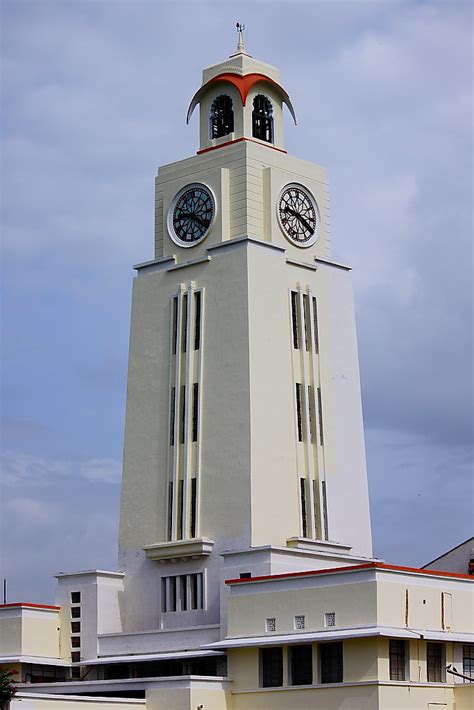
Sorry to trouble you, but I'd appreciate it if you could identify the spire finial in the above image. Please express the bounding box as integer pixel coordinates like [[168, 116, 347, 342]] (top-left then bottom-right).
[[236, 22, 245, 52]]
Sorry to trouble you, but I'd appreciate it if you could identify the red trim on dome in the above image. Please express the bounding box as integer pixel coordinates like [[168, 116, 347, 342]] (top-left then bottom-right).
[[186, 72, 297, 125]]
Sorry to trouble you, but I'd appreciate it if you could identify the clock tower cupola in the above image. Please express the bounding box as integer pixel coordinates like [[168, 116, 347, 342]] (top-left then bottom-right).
[[186, 25, 296, 153]]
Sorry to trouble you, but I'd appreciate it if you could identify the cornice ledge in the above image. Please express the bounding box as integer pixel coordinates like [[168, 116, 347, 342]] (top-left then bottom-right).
[[314, 256, 352, 271], [134, 255, 176, 275], [143, 538, 215, 562], [286, 537, 352, 553]]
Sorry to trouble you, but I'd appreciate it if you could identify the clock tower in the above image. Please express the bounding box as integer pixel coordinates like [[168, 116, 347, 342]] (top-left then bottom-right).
[[118, 36, 373, 643]]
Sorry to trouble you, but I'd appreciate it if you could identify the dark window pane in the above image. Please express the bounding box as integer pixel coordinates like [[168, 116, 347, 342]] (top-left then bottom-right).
[[190, 478, 197, 538], [260, 647, 283, 687], [192, 383, 199, 442], [182, 294, 188, 352], [70, 592, 81, 604], [291, 291, 299, 349], [71, 607, 80, 619], [71, 637, 81, 648], [172, 297, 178, 355], [389, 640, 406, 681], [290, 645, 313, 685], [296, 383, 303, 442], [71, 622, 80, 633], [194, 292, 201, 350], [427, 643, 443, 682], [463, 644, 474, 681], [300, 478, 307, 538], [320, 642, 343, 683]]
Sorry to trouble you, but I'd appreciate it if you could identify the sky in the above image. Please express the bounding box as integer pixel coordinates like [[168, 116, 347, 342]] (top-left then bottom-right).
[[1, 0, 472, 604]]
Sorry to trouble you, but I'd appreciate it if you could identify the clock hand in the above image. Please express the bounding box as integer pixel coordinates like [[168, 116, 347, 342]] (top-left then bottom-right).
[[177, 212, 209, 228], [284, 206, 314, 233]]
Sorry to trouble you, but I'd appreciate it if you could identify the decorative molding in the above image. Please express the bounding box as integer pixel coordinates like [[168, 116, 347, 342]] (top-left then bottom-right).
[[314, 256, 352, 272], [134, 256, 176, 275], [143, 537, 214, 562]]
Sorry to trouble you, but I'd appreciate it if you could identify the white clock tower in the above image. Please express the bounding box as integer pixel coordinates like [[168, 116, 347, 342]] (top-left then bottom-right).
[[117, 36, 373, 646]]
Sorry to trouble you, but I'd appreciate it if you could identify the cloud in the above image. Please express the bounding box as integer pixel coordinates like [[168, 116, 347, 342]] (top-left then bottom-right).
[[1, 450, 122, 487]]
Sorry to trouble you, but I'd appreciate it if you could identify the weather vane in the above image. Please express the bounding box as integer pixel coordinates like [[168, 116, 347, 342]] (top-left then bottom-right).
[[236, 22, 245, 52]]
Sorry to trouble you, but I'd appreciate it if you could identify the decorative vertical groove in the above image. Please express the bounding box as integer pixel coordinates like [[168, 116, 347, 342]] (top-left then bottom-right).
[[298, 286, 317, 539], [167, 283, 204, 542]]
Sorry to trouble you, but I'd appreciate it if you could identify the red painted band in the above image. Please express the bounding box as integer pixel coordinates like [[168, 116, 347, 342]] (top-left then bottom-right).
[[0, 602, 60, 610]]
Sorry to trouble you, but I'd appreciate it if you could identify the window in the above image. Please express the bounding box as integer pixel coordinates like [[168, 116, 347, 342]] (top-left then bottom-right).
[[194, 291, 201, 350], [170, 387, 176, 446], [71, 607, 80, 619], [252, 95, 273, 143], [290, 644, 313, 685], [178, 479, 184, 539], [295, 383, 303, 442], [181, 293, 188, 352], [291, 291, 299, 349], [295, 615, 305, 630], [427, 643, 444, 682], [190, 478, 197, 538], [265, 618, 276, 632], [463, 645, 474, 682], [303, 295, 310, 350], [70, 592, 81, 604], [240, 572, 252, 579], [71, 652, 80, 663], [71, 622, 80, 634], [172, 296, 178, 355], [320, 642, 343, 683], [210, 95, 234, 139], [192, 383, 199, 442], [180, 385, 186, 444], [161, 573, 204, 613], [324, 612, 336, 627], [312, 297, 319, 353], [71, 636, 81, 648], [308, 385, 314, 443], [260, 647, 283, 687], [389, 639, 406, 681], [167, 481, 173, 540], [317, 387, 324, 444], [300, 478, 308, 538]]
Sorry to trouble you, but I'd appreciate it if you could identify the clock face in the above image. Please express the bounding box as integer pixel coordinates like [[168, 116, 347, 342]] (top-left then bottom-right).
[[277, 183, 320, 247], [168, 183, 215, 247]]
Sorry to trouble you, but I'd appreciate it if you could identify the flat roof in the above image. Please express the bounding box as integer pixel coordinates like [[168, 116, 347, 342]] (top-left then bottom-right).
[[225, 561, 474, 585], [201, 626, 474, 651], [79, 650, 225, 666]]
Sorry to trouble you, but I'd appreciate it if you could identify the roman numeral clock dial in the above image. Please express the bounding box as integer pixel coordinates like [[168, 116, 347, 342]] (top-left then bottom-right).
[[168, 183, 216, 247], [278, 183, 321, 247]]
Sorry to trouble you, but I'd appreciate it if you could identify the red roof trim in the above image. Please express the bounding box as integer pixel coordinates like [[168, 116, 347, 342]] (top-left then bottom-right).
[[197, 136, 287, 156], [0, 603, 60, 610], [186, 72, 297, 125], [225, 562, 474, 586]]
